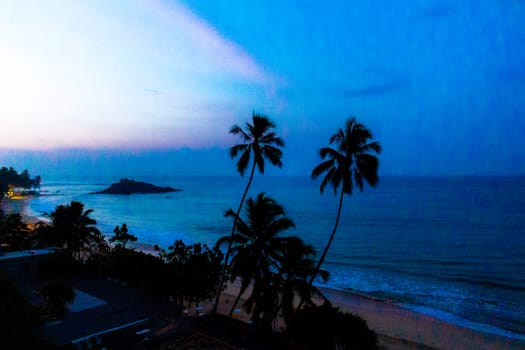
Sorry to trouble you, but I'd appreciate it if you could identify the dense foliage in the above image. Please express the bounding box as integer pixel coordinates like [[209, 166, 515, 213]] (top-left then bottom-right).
[[288, 303, 379, 350], [0, 208, 37, 251], [108, 223, 137, 248], [36, 201, 105, 260], [0, 167, 41, 198], [164, 240, 224, 305], [217, 193, 326, 330]]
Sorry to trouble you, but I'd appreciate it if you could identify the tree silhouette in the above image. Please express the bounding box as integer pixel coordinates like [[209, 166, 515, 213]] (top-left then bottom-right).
[[298, 117, 380, 310], [216, 193, 295, 318], [109, 223, 137, 249], [213, 113, 284, 314], [270, 236, 328, 327], [0, 167, 41, 198], [37, 201, 103, 260], [288, 302, 379, 349], [0, 209, 34, 251]]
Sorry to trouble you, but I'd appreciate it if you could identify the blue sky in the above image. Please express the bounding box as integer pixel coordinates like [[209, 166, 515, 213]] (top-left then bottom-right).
[[1, 0, 524, 176]]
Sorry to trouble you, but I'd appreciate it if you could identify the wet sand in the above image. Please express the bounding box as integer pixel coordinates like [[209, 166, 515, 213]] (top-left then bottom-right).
[[209, 281, 525, 350]]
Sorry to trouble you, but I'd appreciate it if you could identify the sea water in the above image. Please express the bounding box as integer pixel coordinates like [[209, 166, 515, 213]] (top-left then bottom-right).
[[23, 175, 525, 340]]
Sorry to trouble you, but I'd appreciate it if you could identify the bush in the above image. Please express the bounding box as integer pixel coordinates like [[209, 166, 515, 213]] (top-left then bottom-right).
[[288, 302, 379, 350]]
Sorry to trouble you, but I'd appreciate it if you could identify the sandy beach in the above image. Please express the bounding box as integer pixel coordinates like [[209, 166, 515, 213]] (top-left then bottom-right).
[[208, 280, 525, 350]]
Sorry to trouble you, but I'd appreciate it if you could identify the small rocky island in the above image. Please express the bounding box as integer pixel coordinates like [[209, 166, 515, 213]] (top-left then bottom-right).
[[93, 178, 181, 195]]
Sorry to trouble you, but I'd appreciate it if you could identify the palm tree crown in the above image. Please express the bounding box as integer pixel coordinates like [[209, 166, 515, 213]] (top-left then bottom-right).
[[229, 113, 284, 176], [217, 193, 323, 329], [38, 201, 102, 257], [312, 117, 381, 194]]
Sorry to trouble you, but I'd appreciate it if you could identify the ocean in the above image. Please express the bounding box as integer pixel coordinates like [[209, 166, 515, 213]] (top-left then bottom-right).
[[19, 175, 525, 340]]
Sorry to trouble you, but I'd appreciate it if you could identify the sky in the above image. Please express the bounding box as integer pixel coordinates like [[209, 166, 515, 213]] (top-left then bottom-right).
[[1, 0, 524, 177]]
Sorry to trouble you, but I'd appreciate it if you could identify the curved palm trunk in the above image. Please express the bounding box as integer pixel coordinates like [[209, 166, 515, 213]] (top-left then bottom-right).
[[212, 161, 257, 315], [297, 189, 344, 311], [228, 286, 245, 317]]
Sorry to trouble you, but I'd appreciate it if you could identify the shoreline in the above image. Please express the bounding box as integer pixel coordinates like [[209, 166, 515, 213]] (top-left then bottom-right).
[[316, 286, 525, 350], [211, 281, 525, 350], [10, 199, 525, 349], [318, 285, 525, 343]]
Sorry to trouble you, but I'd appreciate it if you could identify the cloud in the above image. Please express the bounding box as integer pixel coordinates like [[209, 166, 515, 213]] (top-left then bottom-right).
[[147, 0, 272, 84], [0, 0, 278, 150]]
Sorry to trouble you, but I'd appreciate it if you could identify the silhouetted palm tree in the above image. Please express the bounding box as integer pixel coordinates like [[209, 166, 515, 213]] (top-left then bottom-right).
[[271, 236, 328, 326], [38, 201, 102, 259], [216, 193, 294, 318], [213, 113, 285, 314], [299, 117, 380, 310]]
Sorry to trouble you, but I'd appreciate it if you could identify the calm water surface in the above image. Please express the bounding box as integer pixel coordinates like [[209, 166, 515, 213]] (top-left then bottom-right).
[[24, 176, 525, 339]]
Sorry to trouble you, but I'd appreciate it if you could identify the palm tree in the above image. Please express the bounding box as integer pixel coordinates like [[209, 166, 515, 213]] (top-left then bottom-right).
[[37, 201, 102, 259], [216, 193, 295, 318], [213, 113, 285, 314], [299, 117, 381, 310], [271, 236, 328, 326]]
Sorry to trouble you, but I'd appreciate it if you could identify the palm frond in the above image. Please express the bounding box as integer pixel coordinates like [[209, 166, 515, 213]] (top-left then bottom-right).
[[311, 159, 334, 180], [331, 167, 344, 194], [356, 153, 380, 187], [329, 128, 345, 145], [319, 167, 336, 193], [364, 140, 382, 154], [254, 152, 265, 174], [236, 149, 251, 176], [260, 132, 285, 147], [262, 145, 283, 168], [230, 144, 248, 158], [229, 125, 251, 142], [353, 170, 364, 192]]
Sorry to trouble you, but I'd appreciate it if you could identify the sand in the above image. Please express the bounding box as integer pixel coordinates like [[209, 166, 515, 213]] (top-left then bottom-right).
[[204, 280, 525, 350]]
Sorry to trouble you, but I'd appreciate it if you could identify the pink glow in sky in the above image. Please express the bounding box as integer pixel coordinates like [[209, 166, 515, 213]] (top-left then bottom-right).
[[0, 0, 280, 150]]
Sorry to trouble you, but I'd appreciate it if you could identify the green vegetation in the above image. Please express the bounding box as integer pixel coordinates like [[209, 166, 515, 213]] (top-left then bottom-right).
[[214, 112, 285, 314], [0, 208, 36, 251], [0, 167, 41, 198], [36, 201, 105, 260], [164, 240, 223, 306], [108, 223, 137, 249]]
